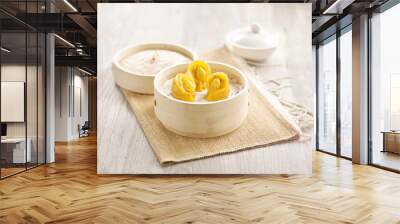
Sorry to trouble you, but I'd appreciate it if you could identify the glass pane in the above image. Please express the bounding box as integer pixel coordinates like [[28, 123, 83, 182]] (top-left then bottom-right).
[[1, 31, 27, 177], [371, 4, 400, 171], [0, 1, 46, 178], [27, 31, 38, 169], [26, 0, 38, 169], [340, 29, 352, 158], [38, 32, 45, 165], [318, 37, 337, 154]]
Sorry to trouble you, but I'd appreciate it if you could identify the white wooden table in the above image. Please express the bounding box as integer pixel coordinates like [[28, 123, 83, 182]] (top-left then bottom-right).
[[1, 138, 32, 163], [97, 3, 313, 174]]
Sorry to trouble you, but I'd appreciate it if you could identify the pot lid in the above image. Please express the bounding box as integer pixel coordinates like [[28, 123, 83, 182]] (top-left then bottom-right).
[[229, 24, 273, 49]]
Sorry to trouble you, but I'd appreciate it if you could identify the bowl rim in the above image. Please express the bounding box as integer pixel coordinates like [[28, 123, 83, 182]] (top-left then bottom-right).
[[113, 42, 197, 77], [226, 28, 277, 51], [154, 61, 249, 105]]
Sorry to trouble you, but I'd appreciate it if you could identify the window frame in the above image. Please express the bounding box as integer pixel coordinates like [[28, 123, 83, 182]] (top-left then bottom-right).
[[315, 24, 353, 161], [367, 0, 400, 173]]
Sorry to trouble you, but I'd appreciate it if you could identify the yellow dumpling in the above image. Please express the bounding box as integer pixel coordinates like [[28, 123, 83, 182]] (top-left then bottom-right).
[[171, 73, 196, 102], [187, 60, 211, 92], [206, 72, 230, 101]]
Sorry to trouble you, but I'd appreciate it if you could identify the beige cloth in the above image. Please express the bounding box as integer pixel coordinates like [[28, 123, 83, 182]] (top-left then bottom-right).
[[122, 48, 300, 165]]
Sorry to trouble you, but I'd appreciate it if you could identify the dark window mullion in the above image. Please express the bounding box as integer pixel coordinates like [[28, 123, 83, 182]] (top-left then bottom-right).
[[0, 27, 2, 179], [36, 0, 39, 167], [24, 0, 28, 171], [336, 28, 341, 157], [316, 45, 320, 150], [367, 11, 373, 165]]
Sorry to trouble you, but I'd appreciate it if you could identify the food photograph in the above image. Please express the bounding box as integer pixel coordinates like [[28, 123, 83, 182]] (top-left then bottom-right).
[[97, 3, 313, 174]]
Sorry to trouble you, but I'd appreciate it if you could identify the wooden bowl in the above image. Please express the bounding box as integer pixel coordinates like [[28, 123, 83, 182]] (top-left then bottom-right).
[[154, 61, 249, 138], [113, 42, 197, 94]]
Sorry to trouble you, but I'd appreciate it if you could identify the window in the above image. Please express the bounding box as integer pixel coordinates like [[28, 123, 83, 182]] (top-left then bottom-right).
[[317, 36, 337, 154], [0, 2, 46, 179], [316, 26, 353, 159], [339, 28, 352, 158], [370, 3, 400, 171]]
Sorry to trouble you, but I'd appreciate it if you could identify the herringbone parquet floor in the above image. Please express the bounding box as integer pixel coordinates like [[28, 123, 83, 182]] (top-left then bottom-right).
[[1, 135, 400, 224]]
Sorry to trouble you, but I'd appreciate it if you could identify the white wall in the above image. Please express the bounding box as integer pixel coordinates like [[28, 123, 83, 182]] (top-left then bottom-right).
[[55, 66, 70, 141], [1, 65, 40, 138], [54, 67, 89, 141], [1, 82, 25, 122], [71, 73, 89, 138], [1, 66, 26, 138]]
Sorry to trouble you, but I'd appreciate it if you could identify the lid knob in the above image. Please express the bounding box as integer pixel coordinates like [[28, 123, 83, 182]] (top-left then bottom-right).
[[251, 23, 261, 34]]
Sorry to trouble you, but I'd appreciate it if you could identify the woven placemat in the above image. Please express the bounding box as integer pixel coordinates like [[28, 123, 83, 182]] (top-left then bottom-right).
[[121, 48, 300, 165]]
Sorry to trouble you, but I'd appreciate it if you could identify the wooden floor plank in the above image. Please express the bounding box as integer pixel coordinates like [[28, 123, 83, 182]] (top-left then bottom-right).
[[1, 134, 400, 223]]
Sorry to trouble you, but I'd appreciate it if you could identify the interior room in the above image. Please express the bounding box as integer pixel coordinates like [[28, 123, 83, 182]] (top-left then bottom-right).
[[0, 0, 400, 223], [0, 14, 46, 178]]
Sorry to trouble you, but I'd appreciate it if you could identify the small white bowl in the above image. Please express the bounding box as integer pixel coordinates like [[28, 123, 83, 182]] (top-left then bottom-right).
[[154, 61, 249, 138], [226, 26, 277, 62], [113, 42, 197, 94]]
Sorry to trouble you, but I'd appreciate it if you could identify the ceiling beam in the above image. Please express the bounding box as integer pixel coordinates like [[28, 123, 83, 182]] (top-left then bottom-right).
[[312, 15, 335, 33], [14, 13, 82, 32], [322, 0, 356, 14], [55, 55, 96, 72], [67, 13, 97, 39]]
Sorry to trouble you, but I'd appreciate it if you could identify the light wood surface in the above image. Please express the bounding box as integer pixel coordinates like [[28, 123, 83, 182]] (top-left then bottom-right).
[[0, 167, 25, 178], [1, 135, 400, 223], [97, 3, 313, 174]]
